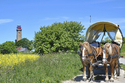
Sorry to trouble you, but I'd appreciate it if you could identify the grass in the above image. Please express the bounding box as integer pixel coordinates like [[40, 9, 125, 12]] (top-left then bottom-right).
[[0, 53, 82, 83], [0, 43, 125, 83], [121, 43, 125, 58], [120, 64, 125, 70]]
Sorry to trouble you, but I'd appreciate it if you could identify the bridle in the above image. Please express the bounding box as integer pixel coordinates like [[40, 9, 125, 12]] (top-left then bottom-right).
[[80, 44, 97, 61], [102, 44, 119, 64]]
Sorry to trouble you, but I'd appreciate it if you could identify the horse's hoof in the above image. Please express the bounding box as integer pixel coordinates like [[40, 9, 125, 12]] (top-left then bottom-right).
[[105, 80, 109, 82], [83, 78, 87, 81], [105, 78, 109, 82], [114, 76, 117, 79], [110, 80, 114, 82], [110, 78, 114, 82]]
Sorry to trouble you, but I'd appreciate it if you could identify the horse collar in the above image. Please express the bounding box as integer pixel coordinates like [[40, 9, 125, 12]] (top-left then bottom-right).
[[87, 45, 96, 57]]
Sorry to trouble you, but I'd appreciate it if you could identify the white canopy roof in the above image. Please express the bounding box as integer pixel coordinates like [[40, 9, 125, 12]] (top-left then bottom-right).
[[85, 21, 123, 48]]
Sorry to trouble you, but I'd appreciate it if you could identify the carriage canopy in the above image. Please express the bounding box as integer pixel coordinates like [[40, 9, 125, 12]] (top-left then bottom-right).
[[85, 21, 123, 48]]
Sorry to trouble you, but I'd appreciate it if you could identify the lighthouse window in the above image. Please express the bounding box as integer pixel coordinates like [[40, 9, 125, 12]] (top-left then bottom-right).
[[19, 32, 20, 34]]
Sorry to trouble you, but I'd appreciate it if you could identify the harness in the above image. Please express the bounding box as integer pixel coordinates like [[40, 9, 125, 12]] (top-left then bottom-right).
[[80, 44, 96, 57], [80, 44, 97, 65], [103, 44, 119, 63], [87, 45, 96, 57]]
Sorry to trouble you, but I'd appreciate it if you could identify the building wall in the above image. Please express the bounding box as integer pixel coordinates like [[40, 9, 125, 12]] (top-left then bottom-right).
[[17, 30, 22, 41]]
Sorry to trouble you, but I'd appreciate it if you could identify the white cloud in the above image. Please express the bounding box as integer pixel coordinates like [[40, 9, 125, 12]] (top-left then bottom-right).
[[62, 16, 69, 19], [42, 16, 69, 20], [0, 19, 13, 24], [78, 17, 83, 20], [43, 17, 59, 20]]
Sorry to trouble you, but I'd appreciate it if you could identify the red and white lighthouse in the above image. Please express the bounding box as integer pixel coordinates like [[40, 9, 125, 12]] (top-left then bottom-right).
[[16, 25, 22, 41]]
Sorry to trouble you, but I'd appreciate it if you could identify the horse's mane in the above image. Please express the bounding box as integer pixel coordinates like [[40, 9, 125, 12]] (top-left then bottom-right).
[[83, 42, 91, 53], [103, 43, 112, 55]]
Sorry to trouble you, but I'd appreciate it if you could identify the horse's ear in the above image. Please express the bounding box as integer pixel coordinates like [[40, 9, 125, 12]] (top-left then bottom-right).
[[85, 42, 88, 46], [80, 42, 83, 46], [107, 45, 110, 48]]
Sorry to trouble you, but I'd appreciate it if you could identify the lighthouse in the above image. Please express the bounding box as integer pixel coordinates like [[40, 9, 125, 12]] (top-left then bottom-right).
[[16, 25, 22, 41]]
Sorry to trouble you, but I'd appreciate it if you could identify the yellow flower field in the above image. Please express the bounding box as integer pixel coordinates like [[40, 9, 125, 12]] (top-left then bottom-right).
[[0, 54, 39, 69]]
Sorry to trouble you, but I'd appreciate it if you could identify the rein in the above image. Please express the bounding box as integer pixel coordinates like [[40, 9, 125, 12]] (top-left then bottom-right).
[[86, 44, 96, 58], [81, 44, 97, 66], [95, 47, 102, 60]]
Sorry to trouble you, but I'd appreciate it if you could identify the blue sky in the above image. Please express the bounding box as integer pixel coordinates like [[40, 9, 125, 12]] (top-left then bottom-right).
[[0, 0, 125, 44]]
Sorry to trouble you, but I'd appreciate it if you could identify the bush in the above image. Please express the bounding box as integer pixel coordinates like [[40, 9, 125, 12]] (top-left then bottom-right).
[[34, 21, 85, 54], [0, 41, 18, 54]]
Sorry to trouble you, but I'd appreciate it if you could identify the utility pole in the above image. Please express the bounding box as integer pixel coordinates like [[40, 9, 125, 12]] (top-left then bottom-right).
[[90, 15, 91, 23]]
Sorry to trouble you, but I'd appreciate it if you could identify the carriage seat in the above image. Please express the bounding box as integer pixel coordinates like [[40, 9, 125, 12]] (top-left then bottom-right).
[[90, 41, 100, 47]]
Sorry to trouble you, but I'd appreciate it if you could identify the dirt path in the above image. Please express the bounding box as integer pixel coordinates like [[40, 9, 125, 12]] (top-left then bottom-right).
[[62, 68, 125, 83], [62, 58, 125, 83]]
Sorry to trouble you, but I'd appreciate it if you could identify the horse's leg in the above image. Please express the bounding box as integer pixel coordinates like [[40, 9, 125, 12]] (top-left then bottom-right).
[[89, 64, 94, 80], [88, 60, 94, 80], [82, 63, 87, 81], [86, 63, 90, 79], [110, 61, 114, 82], [104, 64, 109, 81], [114, 59, 118, 79]]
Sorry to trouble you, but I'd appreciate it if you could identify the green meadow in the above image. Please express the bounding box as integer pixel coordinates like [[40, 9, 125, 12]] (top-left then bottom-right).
[[0, 44, 125, 83], [0, 53, 82, 83]]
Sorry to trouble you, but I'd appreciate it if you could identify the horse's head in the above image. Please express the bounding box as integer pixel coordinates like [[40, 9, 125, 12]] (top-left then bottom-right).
[[80, 42, 90, 61], [102, 43, 112, 64]]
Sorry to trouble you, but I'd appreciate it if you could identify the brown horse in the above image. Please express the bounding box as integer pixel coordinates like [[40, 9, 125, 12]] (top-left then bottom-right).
[[79, 42, 102, 81], [102, 43, 120, 82]]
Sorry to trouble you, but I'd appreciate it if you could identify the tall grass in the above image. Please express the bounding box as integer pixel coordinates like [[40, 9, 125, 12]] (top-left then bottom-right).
[[121, 43, 125, 57], [0, 53, 82, 83]]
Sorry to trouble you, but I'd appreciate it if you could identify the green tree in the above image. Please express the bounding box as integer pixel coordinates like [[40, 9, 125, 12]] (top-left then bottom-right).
[[0, 41, 18, 54], [123, 37, 125, 43], [104, 37, 111, 41], [34, 21, 85, 54], [15, 38, 33, 51], [0, 44, 2, 53], [101, 36, 112, 46]]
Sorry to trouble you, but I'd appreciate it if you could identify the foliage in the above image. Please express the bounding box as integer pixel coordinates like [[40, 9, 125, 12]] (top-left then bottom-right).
[[0, 41, 18, 54], [15, 38, 33, 51], [0, 53, 82, 83], [34, 21, 85, 54], [121, 43, 125, 58], [123, 37, 125, 43], [101, 36, 112, 46], [120, 64, 125, 70]]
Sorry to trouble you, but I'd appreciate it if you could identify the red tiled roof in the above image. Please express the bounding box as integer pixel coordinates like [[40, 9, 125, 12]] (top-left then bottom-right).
[[17, 47, 22, 50]]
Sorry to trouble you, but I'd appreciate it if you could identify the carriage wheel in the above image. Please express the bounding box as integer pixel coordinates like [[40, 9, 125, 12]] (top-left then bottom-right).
[[116, 60, 120, 76]]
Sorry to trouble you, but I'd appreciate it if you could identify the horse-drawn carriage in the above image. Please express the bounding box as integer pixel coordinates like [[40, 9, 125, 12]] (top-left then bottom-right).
[[79, 21, 123, 82]]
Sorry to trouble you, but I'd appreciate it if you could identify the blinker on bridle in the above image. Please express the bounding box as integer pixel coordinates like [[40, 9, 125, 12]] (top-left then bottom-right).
[[80, 44, 95, 58]]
